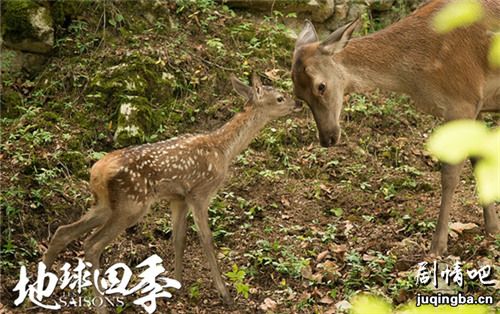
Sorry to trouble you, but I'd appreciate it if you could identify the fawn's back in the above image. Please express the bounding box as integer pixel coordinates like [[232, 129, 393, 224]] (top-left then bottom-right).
[[90, 135, 224, 206]]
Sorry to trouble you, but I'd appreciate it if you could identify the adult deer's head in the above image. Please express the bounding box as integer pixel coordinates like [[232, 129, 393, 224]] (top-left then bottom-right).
[[292, 19, 359, 147]]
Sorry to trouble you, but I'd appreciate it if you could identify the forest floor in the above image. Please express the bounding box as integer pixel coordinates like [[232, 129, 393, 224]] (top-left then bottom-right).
[[1, 1, 498, 313]]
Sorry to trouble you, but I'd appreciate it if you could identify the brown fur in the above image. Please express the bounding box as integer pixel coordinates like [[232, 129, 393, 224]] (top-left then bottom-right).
[[292, 0, 499, 256], [42, 75, 300, 309]]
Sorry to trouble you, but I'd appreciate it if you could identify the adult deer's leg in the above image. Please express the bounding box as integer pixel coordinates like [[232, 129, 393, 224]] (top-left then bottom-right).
[[43, 205, 110, 268], [470, 157, 500, 234], [171, 199, 189, 281], [188, 196, 231, 304], [430, 161, 465, 256]]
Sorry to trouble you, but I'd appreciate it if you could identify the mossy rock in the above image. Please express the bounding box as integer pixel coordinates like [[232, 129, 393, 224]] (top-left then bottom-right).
[[0, 88, 23, 119], [58, 151, 88, 178], [114, 95, 159, 148], [88, 57, 176, 108], [1, 0, 37, 42], [1, 0, 54, 54], [91, 63, 148, 97]]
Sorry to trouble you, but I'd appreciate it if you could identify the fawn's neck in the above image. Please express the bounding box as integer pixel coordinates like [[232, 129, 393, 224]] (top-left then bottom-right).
[[211, 107, 269, 161]]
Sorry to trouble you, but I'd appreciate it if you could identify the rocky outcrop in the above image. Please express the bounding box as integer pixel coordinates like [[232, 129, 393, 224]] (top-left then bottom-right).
[[1, 0, 54, 74], [220, 0, 425, 30], [219, 0, 335, 22], [88, 56, 176, 147]]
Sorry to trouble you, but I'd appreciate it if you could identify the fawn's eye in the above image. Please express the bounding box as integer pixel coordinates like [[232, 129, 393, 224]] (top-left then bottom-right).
[[318, 82, 326, 95], [277, 96, 284, 103]]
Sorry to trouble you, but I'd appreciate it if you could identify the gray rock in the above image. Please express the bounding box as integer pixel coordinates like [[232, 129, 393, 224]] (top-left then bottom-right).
[[308, 0, 335, 23], [365, 0, 395, 11], [1, 48, 48, 74], [2, 2, 54, 54]]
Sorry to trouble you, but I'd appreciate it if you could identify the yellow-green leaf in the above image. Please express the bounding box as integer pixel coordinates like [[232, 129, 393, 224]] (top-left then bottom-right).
[[351, 295, 392, 314], [433, 0, 484, 33], [426, 120, 489, 164], [475, 152, 500, 204], [488, 33, 500, 68]]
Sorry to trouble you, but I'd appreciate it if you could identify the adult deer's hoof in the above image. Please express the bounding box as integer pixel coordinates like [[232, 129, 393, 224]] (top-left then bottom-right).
[[429, 240, 447, 257]]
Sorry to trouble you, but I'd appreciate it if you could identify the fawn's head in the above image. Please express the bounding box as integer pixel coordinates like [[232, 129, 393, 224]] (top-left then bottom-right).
[[292, 19, 359, 147], [230, 74, 302, 118]]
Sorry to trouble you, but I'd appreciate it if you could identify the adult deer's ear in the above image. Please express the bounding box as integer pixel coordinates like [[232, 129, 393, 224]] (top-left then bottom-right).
[[251, 73, 264, 99], [295, 20, 319, 52], [231, 75, 252, 100], [319, 18, 359, 55]]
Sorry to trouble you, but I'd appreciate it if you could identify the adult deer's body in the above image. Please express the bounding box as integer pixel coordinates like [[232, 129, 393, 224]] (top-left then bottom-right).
[[43, 75, 301, 306], [292, 0, 499, 255]]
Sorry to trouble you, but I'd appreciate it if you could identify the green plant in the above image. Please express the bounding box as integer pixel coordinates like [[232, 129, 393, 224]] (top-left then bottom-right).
[[225, 264, 250, 298], [427, 120, 499, 203]]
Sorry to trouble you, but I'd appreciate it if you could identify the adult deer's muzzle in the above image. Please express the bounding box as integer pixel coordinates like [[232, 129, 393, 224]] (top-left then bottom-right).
[[318, 125, 341, 147]]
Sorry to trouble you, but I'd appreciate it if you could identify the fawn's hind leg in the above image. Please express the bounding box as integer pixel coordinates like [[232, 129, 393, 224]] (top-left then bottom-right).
[[43, 205, 111, 268]]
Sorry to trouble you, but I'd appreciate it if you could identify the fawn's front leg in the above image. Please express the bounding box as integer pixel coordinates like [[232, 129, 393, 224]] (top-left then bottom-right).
[[188, 196, 232, 304], [171, 199, 189, 281]]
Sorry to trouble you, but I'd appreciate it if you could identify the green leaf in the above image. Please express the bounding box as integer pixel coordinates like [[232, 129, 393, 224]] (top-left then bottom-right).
[[475, 152, 500, 205], [427, 121, 500, 204], [426, 120, 489, 164], [433, 0, 483, 33], [235, 282, 250, 298], [330, 207, 343, 217], [351, 295, 391, 314], [226, 264, 245, 282], [488, 33, 500, 68]]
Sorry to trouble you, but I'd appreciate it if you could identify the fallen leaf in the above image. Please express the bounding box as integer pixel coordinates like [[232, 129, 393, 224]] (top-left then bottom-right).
[[344, 221, 354, 235], [329, 243, 347, 254], [300, 265, 314, 280], [362, 253, 376, 262], [316, 250, 329, 262], [325, 308, 336, 314], [259, 297, 277, 311], [449, 222, 478, 234], [335, 300, 352, 311], [320, 295, 334, 305], [311, 272, 323, 283], [264, 69, 281, 81], [280, 196, 290, 207]]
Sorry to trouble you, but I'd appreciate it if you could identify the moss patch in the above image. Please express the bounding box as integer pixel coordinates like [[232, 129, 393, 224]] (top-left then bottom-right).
[[58, 151, 87, 179], [114, 95, 158, 147], [0, 88, 23, 118], [1, 0, 38, 43]]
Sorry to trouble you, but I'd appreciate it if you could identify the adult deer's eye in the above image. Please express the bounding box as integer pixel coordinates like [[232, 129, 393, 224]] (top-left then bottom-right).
[[318, 82, 326, 95], [277, 96, 284, 103]]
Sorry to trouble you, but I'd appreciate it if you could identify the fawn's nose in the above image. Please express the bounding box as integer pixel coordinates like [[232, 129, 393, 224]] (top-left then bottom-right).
[[293, 99, 303, 112]]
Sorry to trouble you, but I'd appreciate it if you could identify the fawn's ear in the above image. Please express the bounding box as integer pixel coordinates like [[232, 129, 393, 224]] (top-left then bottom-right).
[[251, 73, 264, 99], [231, 75, 252, 99]]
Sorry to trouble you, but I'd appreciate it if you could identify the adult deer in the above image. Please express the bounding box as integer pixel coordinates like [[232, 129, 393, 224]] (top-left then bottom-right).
[[292, 0, 499, 255], [43, 74, 301, 306]]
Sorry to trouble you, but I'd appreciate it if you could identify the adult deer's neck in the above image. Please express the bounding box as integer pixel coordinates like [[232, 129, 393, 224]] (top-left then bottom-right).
[[211, 107, 269, 161], [337, 31, 410, 94]]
